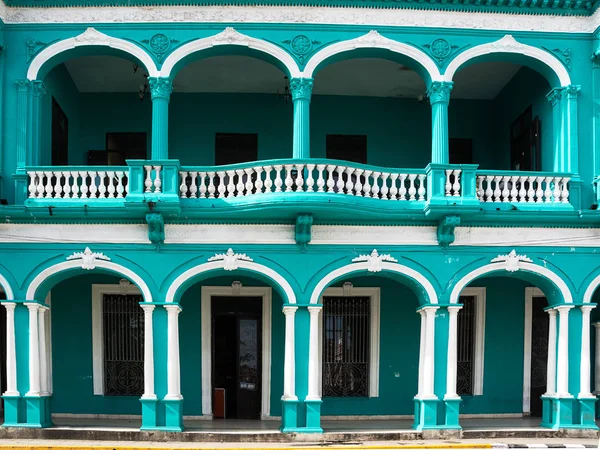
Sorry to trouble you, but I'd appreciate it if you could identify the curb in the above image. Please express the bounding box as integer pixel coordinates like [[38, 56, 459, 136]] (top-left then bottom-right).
[[0, 445, 596, 450]]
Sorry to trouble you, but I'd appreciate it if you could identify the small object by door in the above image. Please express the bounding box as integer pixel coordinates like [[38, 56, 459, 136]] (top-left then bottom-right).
[[213, 388, 226, 418]]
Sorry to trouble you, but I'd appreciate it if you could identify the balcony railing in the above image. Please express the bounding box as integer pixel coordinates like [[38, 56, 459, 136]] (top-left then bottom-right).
[[476, 171, 570, 204]]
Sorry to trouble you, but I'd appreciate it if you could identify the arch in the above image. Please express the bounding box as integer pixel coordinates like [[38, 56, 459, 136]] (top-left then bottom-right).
[[443, 35, 570, 87], [0, 272, 14, 300], [309, 261, 438, 305], [581, 273, 600, 304], [160, 27, 301, 79], [449, 258, 572, 305], [166, 260, 296, 304], [302, 30, 442, 84], [26, 259, 153, 303], [27, 27, 159, 81]]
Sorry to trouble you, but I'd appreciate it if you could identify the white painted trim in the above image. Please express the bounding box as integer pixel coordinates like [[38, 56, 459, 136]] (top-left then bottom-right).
[[310, 261, 437, 305], [579, 305, 596, 399], [522, 288, 537, 413], [167, 260, 295, 304], [161, 27, 301, 78], [317, 287, 380, 398], [200, 286, 272, 419], [0, 224, 149, 244], [449, 261, 572, 304], [0, 273, 14, 300], [26, 258, 153, 303], [46, 292, 53, 395], [282, 305, 297, 401], [461, 287, 486, 397], [27, 27, 159, 80], [302, 30, 441, 82], [443, 35, 571, 87], [165, 224, 294, 245], [91, 283, 143, 396], [582, 274, 600, 303]]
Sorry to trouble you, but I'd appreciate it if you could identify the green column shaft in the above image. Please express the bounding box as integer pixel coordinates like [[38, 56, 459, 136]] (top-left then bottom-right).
[[149, 78, 172, 161], [15, 79, 30, 171], [548, 87, 566, 172], [31, 82, 46, 166], [290, 78, 313, 159], [428, 82, 453, 165], [565, 85, 580, 174]]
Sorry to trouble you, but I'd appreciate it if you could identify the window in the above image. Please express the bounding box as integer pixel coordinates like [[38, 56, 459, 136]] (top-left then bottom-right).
[[92, 284, 144, 396], [318, 287, 380, 398], [449, 138, 473, 165], [326, 135, 367, 164], [457, 287, 486, 396], [87, 132, 147, 166], [215, 133, 258, 165]]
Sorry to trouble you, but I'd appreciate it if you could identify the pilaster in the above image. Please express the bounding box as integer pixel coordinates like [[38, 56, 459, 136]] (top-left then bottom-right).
[[149, 77, 172, 161], [428, 81, 453, 165], [290, 78, 313, 159], [31, 81, 46, 166], [14, 79, 30, 204]]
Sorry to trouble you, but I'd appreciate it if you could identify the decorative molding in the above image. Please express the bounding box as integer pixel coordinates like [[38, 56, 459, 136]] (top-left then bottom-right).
[[420, 38, 466, 66], [544, 46, 572, 70], [352, 249, 398, 272], [207, 248, 253, 271], [146, 212, 164, 245], [295, 213, 313, 248], [437, 215, 460, 247], [74, 27, 110, 45], [546, 87, 564, 105], [290, 77, 314, 101], [26, 37, 48, 63], [148, 77, 172, 100], [15, 78, 30, 91], [281, 34, 321, 63], [31, 80, 47, 97], [212, 26, 248, 45], [490, 249, 533, 272], [66, 247, 111, 270], [427, 81, 453, 104], [141, 33, 179, 62], [566, 84, 581, 99]]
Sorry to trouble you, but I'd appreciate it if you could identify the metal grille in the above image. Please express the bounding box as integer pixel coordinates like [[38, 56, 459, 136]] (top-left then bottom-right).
[[457, 296, 476, 396], [322, 296, 370, 397], [103, 294, 144, 396]]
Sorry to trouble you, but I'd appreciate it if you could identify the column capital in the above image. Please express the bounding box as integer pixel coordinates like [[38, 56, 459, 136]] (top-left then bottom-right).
[[290, 77, 314, 101], [307, 305, 322, 315], [546, 87, 565, 106], [15, 78, 30, 91], [547, 308, 558, 317], [566, 84, 581, 99], [148, 77, 173, 101], [427, 81, 453, 104], [32, 80, 46, 97], [420, 305, 439, 315], [141, 304, 156, 313], [283, 305, 298, 316], [1, 302, 16, 311], [164, 303, 181, 314], [555, 304, 574, 314], [26, 302, 41, 312], [447, 305, 463, 314]]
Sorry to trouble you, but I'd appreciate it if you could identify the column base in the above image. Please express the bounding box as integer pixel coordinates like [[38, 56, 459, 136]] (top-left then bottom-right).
[[280, 398, 299, 433], [140, 397, 159, 430], [413, 397, 439, 430], [22, 395, 52, 428], [2, 395, 22, 427], [304, 399, 323, 433], [541, 395, 575, 429], [442, 397, 462, 429], [164, 398, 184, 432], [577, 397, 598, 429]]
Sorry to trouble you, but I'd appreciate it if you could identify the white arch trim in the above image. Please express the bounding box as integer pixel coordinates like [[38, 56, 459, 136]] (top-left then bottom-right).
[[165, 260, 296, 304], [160, 27, 301, 79], [581, 274, 600, 304], [26, 259, 153, 302], [309, 261, 438, 305], [27, 27, 159, 81], [302, 30, 442, 81], [0, 273, 14, 300], [443, 34, 571, 87], [449, 261, 572, 304]]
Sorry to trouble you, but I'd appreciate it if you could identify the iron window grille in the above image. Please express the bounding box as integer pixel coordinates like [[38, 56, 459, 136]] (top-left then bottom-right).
[[103, 293, 144, 396], [457, 295, 476, 396], [322, 296, 370, 397]]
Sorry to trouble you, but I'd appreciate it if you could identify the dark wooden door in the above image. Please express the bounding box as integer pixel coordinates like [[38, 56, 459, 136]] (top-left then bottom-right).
[[237, 315, 261, 419], [51, 97, 68, 166], [530, 295, 548, 417], [510, 107, 541, 171]]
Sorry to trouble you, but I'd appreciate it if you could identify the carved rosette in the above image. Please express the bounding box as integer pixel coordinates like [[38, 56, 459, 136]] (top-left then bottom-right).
[[290, 78, 314, 101], [546, 87, 564, 106], [427, 81, 453, 104], [148, 77, 173, 100]]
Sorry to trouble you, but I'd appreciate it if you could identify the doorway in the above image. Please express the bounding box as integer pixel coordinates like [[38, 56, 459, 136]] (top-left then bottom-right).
[[524, 287, 548, 417], [510, 106, 542, 171], [51, 97, 68, 166], [212, 296, 262, 420]]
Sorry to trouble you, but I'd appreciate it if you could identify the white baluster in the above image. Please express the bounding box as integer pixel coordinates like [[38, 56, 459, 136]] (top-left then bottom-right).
[[63, 172, 72, 199], [274, 165, 283, 192], [264, 166, 274, 193], [284, 165, 294, 192], [97, 171, 106, 199], [244, 168, 254, 195], [452, 170, 461, 197], [44, 171, 53, 198], [336, 166, 345, 194], [398, 174, 407, 201], [107, 171, 116, 198], [552, 177, 561, 203], [535, 176, 544, 203], [189, 172, 199, 199], [408, 174, 417, 201], [527, 176, 536, 203], [224, 170, 234, 198], [354, 169, 364, 197], [54, 173, 63, 198], [144, 166, 153, 193], [509, 176, 519, 202], [417, 174, 427, 200], [179, 171, 188, 198], [561, 178, 570, 204], [316, 165, 326, 192], [27, 172, 37, 198], [363, 170, 372, 197], [518, 176, 527, 202], [492, 176, 501, 202], [501, 176, 510, 202], [345, 167, 355, 196], [326, 165, 336, 193], [215, 171, 225, 198], [71, 172, 80, 199], [306, 165, 315, 193], [153, 166, 162, 193], [36, 172, 45, 198], [116, 172, 125, 198], [80, 171, 89, 198], [389, 173, 398, 200], [207, 173, 216, 198], [197, 172, 206, 198], [379, 173, 389, 199], [255, 167, 264, 194], [235, 169, 244, 196], [371, 172, 381, 199], [295, 164, 304, 192], [445, 170, 452, 196], [484, 175, 493, 202], [544, 176, 553, 203], [476, 176, 484, 200]]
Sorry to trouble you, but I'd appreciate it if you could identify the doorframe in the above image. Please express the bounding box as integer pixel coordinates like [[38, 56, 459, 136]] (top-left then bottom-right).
[[523, 286, 544, 415], [201, 286, 272, 419]]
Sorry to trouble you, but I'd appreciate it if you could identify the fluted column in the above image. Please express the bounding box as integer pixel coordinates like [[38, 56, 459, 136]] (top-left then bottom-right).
[[15, 79, 30, 171], [556, 305, 573, 397], [547, 87, 567, 172], [579, 305, 595, 398], [565, 85, 580, 174], [149, 77, 173, 160], [306, 306, 321, 401], [26, 303, 41, 396], [282, 306, 298, 400], [445, 305, 462, 400], [141, 304, 156, 400], [290, 78, 313, 159], [164, 304, 182, 400], [31, 81, 46, 166], [545, 309, 557, 396], [428, 81, 453, 164], [421, 306, 438, 399], [38, 306, 49, 396], [2, 303, 18, 396]]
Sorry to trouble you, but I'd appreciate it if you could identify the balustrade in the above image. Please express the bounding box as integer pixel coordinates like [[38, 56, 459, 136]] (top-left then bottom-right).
[[179, 162, 427, 201], [476, 173, 570, 204], [27, 168, 129, 200]]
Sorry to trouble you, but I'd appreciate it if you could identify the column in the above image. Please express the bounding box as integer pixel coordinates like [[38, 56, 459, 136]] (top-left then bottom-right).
[[290, 78, 313, 159], [282, 306, 298, 400], [579, 305, 595, 398], [445, 306, 462, 400], [164, 304, 181, 400], [306, 306, 321, 401], [565, 85, 580, 174], [2, 302, 18, 396], [545, 309, 557, 396], [38, 306, 49, 396], [26, 303, 41, 396], [417, 309, 426, 397], [141, 305, 156, 399], [31, 81, 46, 166], [555, 305, 573, 397], [427, 81, 453, 164], [422, 306, 438, 399], [149, 77, 173, 160], [593, 322, 600, 394], [547, 88, 565, 172], [15, 79, 30, 171]]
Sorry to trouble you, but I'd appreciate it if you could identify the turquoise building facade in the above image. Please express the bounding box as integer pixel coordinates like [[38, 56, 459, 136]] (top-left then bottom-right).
[[0, 0, 599, 438]]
